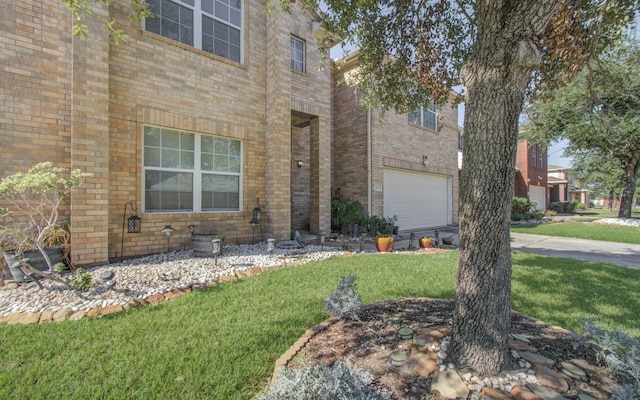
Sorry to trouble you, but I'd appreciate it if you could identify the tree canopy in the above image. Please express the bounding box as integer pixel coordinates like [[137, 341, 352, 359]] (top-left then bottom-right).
[[523, 41, 640, 217], [64, 0, 640, 377]]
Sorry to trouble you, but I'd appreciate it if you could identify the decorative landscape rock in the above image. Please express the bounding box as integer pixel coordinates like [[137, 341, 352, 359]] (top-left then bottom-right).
[[431, 370, 470, 399], [0, 244, 343, 324]]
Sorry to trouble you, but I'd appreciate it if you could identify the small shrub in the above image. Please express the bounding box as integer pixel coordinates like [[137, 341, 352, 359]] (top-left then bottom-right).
[[323, 275, 362, 320], [576, 202, 586, 210], [70, 268, 93, 291], [256, 360, 391, 400], [549, 201, 577, 214], [511, 197, 542, 221], [362, 215, 398, 235], [580, 320, 640, 397], [331, 193, 365, 234]]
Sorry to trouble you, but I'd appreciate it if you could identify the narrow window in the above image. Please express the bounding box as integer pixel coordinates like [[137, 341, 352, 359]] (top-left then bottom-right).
[[290, 36, 305, 73], [408, 101, 437, 131]]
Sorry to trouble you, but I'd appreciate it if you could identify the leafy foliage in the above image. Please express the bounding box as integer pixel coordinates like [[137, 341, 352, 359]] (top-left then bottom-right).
[[580, 320, 640, 398], [323, 275, 362, 320], [523, 42, 640, 217], [362, 215, 398, 236], [62, 0, 151, 44], [70, 268, 93, 291], [256, 360, 391, 400], [549, 201, 577, 214], [331, 193, 365, 234], [511, 197, 544, 221], [0, 162, 92, 269]]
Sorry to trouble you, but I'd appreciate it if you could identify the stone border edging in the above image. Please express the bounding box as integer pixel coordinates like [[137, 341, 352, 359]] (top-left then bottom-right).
[[0, 265, 277, 325], [270, 297, 450, 384]]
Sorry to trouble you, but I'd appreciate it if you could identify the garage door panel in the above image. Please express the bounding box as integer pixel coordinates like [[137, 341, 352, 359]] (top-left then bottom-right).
[[383, 169, 450, 231]]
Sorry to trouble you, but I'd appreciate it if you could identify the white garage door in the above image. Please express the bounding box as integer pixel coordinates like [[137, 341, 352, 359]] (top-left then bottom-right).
[[383, 169, 452, 231], [529, 186, 546, 211]]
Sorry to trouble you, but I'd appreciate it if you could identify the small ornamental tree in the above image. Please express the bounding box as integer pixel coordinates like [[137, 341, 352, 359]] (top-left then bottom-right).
[[0, 162, 92, 272]]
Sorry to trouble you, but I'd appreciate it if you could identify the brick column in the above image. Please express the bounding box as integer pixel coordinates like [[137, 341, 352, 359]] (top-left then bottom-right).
[[309, 117, 331, 234], [265, 7, 292, 240], [70, 2, 110, 265]]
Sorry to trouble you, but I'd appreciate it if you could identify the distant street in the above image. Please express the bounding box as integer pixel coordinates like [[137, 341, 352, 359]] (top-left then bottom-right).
[[510, 232, 640, 269]]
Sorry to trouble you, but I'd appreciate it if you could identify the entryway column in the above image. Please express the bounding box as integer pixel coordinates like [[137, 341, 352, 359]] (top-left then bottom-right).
[[309, 116, 331, 234], [265, 5, 292, 240]]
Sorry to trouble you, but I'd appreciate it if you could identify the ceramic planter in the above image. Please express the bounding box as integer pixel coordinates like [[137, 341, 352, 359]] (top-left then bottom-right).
[[375, 235, 394, 253], [419, 237, 433, 248]]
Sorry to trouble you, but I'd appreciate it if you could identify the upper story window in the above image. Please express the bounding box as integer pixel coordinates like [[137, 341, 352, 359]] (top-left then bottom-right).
[[532, 144, 537, 167], [145, 0, 242, 64], [143, 126, 242, 213], [408, 101, 437, 131], [290, 36, 305, 73]]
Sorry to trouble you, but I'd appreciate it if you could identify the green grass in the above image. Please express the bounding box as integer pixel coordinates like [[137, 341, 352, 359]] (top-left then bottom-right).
[[1, 251, 640, 399], [511, 221, 640, 244], [575, 208, 640, 219]]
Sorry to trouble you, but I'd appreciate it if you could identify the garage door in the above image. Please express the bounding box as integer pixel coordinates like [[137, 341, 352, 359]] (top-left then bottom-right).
[[383, 169, 451, 231], [529, 186, 546, 210]]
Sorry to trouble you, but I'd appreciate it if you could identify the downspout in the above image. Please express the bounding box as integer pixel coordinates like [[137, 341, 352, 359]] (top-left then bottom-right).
[[367, 107, 372, 216]]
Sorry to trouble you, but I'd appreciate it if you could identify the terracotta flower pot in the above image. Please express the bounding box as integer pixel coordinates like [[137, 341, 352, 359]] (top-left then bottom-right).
[[419, 237, 433, 249], [375, 235, 394, 253]]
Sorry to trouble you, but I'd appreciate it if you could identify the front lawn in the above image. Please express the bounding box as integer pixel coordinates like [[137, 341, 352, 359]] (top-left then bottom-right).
[[1, 251, 639, 399], [575, 208, 640, 219], [511, 221, 640, 244]]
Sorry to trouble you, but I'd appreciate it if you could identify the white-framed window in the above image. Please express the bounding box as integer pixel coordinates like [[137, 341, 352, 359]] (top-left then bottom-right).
[[145, 0, 243, 63], [408, 101, 437, 131], [290, 36, 305, 73], [143, 126, 242, 213]]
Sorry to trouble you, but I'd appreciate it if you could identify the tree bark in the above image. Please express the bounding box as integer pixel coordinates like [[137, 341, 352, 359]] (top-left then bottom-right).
[[618, 158, 640, 218], [449, 1, 559, 375]]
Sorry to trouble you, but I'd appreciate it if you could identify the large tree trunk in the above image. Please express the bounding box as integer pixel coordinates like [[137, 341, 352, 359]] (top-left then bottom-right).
[[618, 158, 639, 218], [449, 1, 558, 375]]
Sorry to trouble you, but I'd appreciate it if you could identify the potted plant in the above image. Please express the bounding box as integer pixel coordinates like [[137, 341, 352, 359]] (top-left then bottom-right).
[[0, 162, 92, 282], [368, 215, 398, 253], [419, 237, 433, 248]]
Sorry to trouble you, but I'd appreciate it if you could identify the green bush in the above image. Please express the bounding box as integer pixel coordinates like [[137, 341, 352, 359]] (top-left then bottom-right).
[[70, 268, 93, 291], [257, 360, 391, 400], [576, 202, 586, 210], [511, 197, 542, 221], [331, 193, 364, 234], [362, 215, 398, 235], [549, 201, 577, 214]]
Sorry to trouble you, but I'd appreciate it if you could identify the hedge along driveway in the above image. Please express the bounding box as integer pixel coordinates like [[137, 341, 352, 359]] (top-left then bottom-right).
[[1, 251, 639, 399]]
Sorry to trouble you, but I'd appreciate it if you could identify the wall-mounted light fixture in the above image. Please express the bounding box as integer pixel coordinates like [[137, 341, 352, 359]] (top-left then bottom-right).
[[422, 155, 429, 167], [297, 160, 303, 168], [188, 224, 196, 235]]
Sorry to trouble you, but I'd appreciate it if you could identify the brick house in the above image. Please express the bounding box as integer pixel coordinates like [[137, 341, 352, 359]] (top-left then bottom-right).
[[2, 0, 332, 265], [332, 52, 460, 231], [514, 139, 548, 210], [548, 165, 590, 206]]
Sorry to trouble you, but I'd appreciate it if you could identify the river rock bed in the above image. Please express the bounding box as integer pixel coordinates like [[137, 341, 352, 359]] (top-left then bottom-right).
[[0, 243, 344, 317]]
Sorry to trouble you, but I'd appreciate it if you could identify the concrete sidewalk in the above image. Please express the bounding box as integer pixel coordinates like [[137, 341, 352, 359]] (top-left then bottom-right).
[[509, 232, 640, 269]]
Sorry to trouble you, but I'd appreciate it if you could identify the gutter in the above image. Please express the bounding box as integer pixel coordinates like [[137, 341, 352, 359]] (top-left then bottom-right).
[[367, 107, 372, 216]]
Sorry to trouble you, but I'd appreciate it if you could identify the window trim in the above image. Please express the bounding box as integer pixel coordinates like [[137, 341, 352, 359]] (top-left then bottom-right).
[[144, 0, 244, 64], [290, 35, 305, 73], [142, 125, 243, 214]]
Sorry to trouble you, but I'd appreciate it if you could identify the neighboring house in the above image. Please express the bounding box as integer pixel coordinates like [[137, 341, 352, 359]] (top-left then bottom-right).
[[514, 140, 548, 210], [332, 52, 459, 231], [2, 0, 332, 265], [547, 165, 591, 206]]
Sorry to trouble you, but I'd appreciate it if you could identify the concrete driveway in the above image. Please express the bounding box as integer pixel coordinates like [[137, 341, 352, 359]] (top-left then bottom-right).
[[510, 232, 640, 269]]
